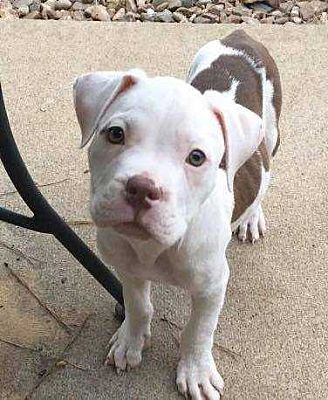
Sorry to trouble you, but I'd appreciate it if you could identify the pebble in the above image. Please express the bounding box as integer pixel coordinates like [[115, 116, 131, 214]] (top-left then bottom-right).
[[156, 2, 168, 11], [181, 0, 193, 7], [168, 0, 181, 11], [193, 14, 213, 22], [320, 11, 327, 22], [112, 6, 125, 20], [17, 4, 29, 15], [12, 0, 33, 8], [232, 4, 252, 16], [261, 15, 275, 23], [226, 13, 242, 22], [172, 10, 187, 21], [23, 9, 40, 17], [71, 2, 85, 11], [126, 0, 137, 12], [72, 9, 85, 19], [154, 9, 174, 21], [55, 0, 72, 10], [299, 0, 327, 21], [175, 6, 194, 16], [2, 0, 327, 25], [241, 15, 260, 23], [274, 15, 289, 23], [290, 5, 300, 17], [291, 15, 302, 23], [85, 4, 109, 20], [279, 0, 293, 13]]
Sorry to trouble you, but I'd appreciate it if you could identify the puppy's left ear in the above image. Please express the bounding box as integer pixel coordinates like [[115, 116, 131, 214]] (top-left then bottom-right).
[[204, 90, 264, 192], [73, 69, 146, 148]]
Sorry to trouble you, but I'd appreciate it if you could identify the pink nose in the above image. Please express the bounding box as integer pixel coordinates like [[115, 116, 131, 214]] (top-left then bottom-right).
[[126, 175, 162, 209]]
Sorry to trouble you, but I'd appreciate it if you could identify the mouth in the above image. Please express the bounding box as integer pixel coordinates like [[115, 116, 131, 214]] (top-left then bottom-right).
[[112, 221, 152, 240]]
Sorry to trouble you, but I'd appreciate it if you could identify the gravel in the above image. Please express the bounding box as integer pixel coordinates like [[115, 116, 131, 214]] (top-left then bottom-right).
[[1, 0, 327, 23]]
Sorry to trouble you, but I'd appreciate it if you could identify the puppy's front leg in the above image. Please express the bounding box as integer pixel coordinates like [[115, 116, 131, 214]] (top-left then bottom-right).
[[177, 263, 229, 400], [105, 273, 153, 371]]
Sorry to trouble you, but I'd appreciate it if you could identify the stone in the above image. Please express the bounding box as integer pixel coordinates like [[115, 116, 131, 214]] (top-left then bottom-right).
[[29, 0, 41, 12], [12, 0, 33, 8], [55, 0, 72, 10], [112, 6, 125, 19], [154, 8, 173, 21], [320, 11, 327, 22], [85, 4, 110, 20], [260, 15, 274, 22], [71, 1, 85, 10], [196, 0, 211, 5], [241, 14, 260, 23], [156, 2, 168, 11], [40, 3, 51, 17], [17, 4, 29, 15], [181, 0, 193, 7], [202, 11, 218, 19], [271, 9, 283, 16], [176, 6, 194, 16], [224, 2, 233, 15], [279, 0, 293, 13], [226, 13, 242, 22], [206, 4, 224, 15], [23, 9, 41, 17], [152, 0, 167, 7], [0, 4, 19, 19], [241, 0, 279, 8], [172, 10, 187, 20], [291, 15, 302, 23], [193, 14, 213, 22], [107, 8, 116, 18], [274, 15, 289, 23], [232, 4, 252, 16], [43, 0, 56, 9], [136, 0, 146, 7], [253, 9, 266, 19], [219, 10, 227, 21], [126, 0, 137, 12], [140, 7, 155, 20], [249, 2, 272, 12], [299, 1, 328, 21], [72, 9, 85, 19], [290, 5, 299, 17], [168, 0, 182, 11], [124, 10, 139, 20]]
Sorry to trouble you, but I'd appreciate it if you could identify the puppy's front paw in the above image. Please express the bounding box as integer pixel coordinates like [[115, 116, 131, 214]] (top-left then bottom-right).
[[105, 320, 151, 371], [176, 353, 224, 399]]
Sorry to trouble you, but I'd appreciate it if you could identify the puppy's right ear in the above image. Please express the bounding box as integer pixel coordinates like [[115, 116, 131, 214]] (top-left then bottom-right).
[[73, 69, 146, 148]]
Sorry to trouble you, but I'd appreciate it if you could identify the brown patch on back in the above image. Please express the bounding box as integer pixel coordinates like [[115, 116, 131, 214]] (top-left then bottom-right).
[[222, 29, 282, 155], [191, 54, 262, 118]]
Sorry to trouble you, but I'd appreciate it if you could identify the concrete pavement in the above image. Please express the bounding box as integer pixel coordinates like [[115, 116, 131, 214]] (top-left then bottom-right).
[[0, 22, 327, 399]]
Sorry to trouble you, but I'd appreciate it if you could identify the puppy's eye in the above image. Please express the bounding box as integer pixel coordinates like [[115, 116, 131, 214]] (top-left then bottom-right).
[[186, 149, 206, 167], [105, 126, 125, 145]]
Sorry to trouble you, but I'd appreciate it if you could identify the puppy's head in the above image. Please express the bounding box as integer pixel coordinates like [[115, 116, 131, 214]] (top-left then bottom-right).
[[73, 69, 262, 247]]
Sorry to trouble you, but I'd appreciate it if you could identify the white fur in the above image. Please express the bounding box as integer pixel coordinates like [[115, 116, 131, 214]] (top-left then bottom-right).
[[73, 56, 267, 399]]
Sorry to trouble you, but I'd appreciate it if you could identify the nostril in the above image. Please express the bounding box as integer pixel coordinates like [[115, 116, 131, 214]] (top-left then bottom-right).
[[147, 189, 160, 201], [127, 186, 138, 196]]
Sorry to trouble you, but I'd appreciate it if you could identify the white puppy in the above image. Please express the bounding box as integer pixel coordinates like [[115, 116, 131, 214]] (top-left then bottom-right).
[[73, 30, 281, 399]]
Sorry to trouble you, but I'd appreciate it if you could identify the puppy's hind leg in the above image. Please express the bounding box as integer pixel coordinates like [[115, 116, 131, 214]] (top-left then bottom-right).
[[232, 169, 271, 244], [105, 274, 153, 372]]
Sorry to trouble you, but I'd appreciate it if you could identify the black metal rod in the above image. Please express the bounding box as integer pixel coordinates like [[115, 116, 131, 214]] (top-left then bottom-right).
[[0, 207, 48, 232], [0, 82, 123, 306]]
